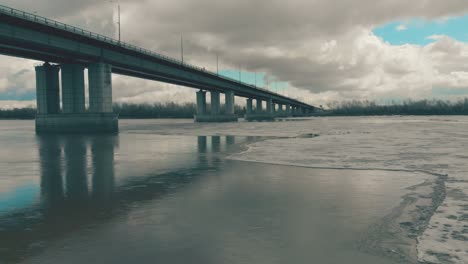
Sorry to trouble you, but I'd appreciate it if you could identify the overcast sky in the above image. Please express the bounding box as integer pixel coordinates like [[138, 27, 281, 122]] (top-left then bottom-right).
[[2, 0, 468, 108]]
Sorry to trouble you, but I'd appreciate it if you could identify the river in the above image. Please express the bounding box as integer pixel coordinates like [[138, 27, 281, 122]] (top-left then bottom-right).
[[0, 118, 453, 263]]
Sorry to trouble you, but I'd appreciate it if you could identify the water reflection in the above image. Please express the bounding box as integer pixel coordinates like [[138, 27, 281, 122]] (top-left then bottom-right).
[[37, 135, 118, 210], [90, 136, 116, 205], [63, 136, 88, 203], [212, 136, 221, 152], [0, 134, 251, 263], [38, 137, 64, 210]]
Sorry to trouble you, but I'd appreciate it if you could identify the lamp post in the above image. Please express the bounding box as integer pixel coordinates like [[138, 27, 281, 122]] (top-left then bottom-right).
[[254, 72, 257, 87], [181, 35, 184, 64]]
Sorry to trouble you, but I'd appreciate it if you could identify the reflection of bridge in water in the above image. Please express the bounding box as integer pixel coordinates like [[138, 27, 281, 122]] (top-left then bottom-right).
[[38, 135, 117, 210], [0, 134, 256, 263]]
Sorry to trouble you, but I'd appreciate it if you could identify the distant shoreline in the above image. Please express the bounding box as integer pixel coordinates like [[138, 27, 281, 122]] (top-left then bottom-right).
[[2, 99, 468, 118], [0, 114, 468, 121]]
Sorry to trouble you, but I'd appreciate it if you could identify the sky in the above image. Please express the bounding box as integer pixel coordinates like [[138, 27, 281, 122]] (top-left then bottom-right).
[[2, 0, 468, 109]]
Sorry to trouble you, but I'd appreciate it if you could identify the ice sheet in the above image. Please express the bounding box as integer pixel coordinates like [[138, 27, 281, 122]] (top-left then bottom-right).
[[122, 116, 468, 263]]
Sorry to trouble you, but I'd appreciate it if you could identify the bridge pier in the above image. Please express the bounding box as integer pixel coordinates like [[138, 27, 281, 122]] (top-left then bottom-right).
[[195, 90, 238, 122], [35, 62, 118, 134], [61, 64, 85, 113], [291, 106, 309, 117], [245, 98, 275, 121], [275, 104, 287, 118], [246, 98, 253, 115], [196, 90, 207, 116], [35, 63, 60, 115], [285, 104, 291, 117], [211, 91, 220, 115], [266, 99, 273, 114], [225, 91, 235, 115]]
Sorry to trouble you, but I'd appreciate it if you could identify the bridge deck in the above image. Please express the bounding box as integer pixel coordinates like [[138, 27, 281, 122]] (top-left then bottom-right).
[[0, 4, 314, 109]]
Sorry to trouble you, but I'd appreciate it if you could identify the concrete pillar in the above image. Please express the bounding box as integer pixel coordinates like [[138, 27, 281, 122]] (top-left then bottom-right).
[[225, 91, 235, 115], [35, 63, 60, 114], [266, 99, 273, 114], [61, 64, 85, 113], [196, 90, 207, 115], [286, 105, 291, 115], [88, 62, 113, 113], [256, 99, 263, 113], [210, 91, 220, 115], [196, 91, 237, 122], [246, 98, 253, 114]]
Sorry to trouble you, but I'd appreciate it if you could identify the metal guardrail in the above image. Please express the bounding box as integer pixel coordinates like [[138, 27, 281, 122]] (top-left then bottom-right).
[[0, 4, 311, 105]]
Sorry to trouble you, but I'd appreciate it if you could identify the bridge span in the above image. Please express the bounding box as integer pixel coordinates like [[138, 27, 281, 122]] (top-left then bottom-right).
[[0, 5, 316, 133]]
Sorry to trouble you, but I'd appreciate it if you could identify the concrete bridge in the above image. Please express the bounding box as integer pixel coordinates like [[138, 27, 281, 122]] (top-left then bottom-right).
[[0, 5, 316, 133]]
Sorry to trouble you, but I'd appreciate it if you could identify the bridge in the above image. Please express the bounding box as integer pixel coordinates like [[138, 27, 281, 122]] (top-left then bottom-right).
[[0, 5, 316, 133]]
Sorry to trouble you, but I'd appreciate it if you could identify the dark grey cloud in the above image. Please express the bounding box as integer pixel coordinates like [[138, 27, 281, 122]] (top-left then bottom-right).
[[2, 0, 468, 106]]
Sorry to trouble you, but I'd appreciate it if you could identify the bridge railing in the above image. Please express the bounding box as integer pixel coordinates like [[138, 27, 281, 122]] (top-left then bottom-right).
[[0, 4, 309, 105]]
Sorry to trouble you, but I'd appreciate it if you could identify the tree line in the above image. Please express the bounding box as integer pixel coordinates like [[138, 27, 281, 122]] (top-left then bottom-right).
[[4, 99, 468, 119], [325, 99, 468, 116], [0, 102, 246, 119]]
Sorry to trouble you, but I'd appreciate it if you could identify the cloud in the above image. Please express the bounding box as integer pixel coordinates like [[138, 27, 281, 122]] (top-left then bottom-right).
[[396, 24, 407, 31], [2, 0, 468, 107], [426, 34, 445, 41]]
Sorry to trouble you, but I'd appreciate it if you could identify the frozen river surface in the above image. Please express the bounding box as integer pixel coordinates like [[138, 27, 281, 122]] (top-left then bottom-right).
[[0, 116, 467, 263]]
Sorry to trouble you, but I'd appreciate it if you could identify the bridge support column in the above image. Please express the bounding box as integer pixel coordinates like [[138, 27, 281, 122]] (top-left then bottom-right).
[[286, 105, 292, 116], [256, 99, 263, 113], [245, 98, 274, 122], [196, 90, 207, 116], [225, 91, 235, 115], [266, 99, 273, 114], [194, 90, 237, 122], [246, 98, 253, 115], [89, 63, 113, 113], [35, 62, 118, 134], [61, 64, 85, 113], [35, 63, 60, 115], [210, 91, 220, 115], [299, 107, 305, 116], [293, 106, 304, 117], [277, 104, 286, 117]]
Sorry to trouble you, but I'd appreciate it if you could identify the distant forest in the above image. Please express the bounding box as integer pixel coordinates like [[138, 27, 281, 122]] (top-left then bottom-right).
[[3, 99, 468, 119], [0, 102, 245, 119], [326, 99, 468, 116]]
